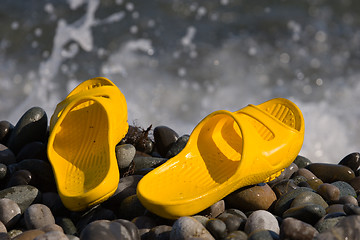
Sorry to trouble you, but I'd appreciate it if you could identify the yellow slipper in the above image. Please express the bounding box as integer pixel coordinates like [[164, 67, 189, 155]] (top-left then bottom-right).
[[47, 77, 128, 211], [137, 98, 304, 219]]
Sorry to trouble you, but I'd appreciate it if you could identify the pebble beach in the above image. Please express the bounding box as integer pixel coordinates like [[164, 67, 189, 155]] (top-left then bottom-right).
[[0, 106, 360, 240]]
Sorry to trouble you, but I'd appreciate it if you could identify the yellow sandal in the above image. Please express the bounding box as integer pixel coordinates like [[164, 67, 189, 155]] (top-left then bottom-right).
[[48, 77, 128, 211], [137, 98, 304, 219]]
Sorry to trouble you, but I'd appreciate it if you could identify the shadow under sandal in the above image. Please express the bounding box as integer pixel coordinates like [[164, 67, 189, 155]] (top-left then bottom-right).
[[136, 98, 304, 219], [47, 77, 128, 211]]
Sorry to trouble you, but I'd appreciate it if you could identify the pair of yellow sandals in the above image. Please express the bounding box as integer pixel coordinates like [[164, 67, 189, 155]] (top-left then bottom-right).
[[47, 77, 304, 219]]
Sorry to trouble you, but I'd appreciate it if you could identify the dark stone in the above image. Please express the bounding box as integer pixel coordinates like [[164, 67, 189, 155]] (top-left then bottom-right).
[[147, 225, 172, 240], [133, 157, 167, 171], [338, 152, 360, 172], [291, 175, 308, 185], [283, 204, 326, 225], [224, 230, 248, 240], [316, 183, 340, 202], [331, 181, 357, 198], [165, 134, 189, 158], [273, 187, 314, 216], [348, 176, 360, 193], [56, 217, 77, 235], [343, 203, 360, 215], [293, 155, 312, 168], [0, 120, 14, 144], [306, 163, 355, 183], [16, 141, 47, 162], [247, 230, 279, 240], [315, 215, 360, 239], [290, 191, 328, 209], [217, 213, 243, 232], [119, 194, 147, 220], [24, 204, 55, 229], [0, 144, 16, 165], [206, 218, 227, 239], [6, 169, 32, 187], [0, 185, 41, 213], [42, 192, 69, 216], [280, 217, 318, 239], [76, 206, 117, 233], [153, 126, 179, 157], [314, 212, 346, 233], [7, 107, 48, 154], [271, 179, 298, 198]]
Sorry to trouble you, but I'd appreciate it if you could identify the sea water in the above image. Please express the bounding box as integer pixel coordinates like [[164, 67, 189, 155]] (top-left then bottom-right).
[[0, 0, 359, 163]]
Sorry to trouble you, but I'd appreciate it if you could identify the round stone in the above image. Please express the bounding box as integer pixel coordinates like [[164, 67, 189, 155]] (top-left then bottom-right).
[[348, 176, 360, 193], [0, 144, 16, 165], [132, 156, 167, 171], [282, 204, 326, 225], [217, 213, 243, 232], [280, 217, 318, 239], [165, 134, 189, 158], [34, 231, 68, 240], [24, 204, 55, 229], [338, 152, 360, 172], [80, 219, 140, 240], [316, 215, 360, 239], [131, 215, 157, 231], [0, 121, 13, 144], [283, 163, 299, 179], [13, 229, 45, 239], [338, 195, 358, 206], [290, 191, 328, 209], [153, 126, 179, 157], [7, 107, 48, 154], [39, 223, 64, 233], [0, 198, 21, 228], [119, 194, 146, 220], [199, 200, 225, 218], [16, 141, 47, 162], [293, 168, 317, 181], [170, 217, 215, 240], [0, 221, 6, 233], [306, 178, 323, 191], [76, 206, 116, 233], [315, 212, 346, 233], [244, 210, 279, 235], [293, 155, 312, 168], [247, 229, 279, 240], [326, 204, 345, 214], [226, 183, 277, 212], [7, 170, 32, 187], [56, 217, 77, 235], [0, 185, 41, 213], [115, 144, 136, 169], [343, 203, 360, 215], [271, 179, 298, 198], [291, 175, 308, 185], [206, 218, 227, 239], [306, 163, 355, 183], [148, 225, 172, 240], [331, 181, 357, 198], [316, 183, 340, 202], [224, 230, 248, 240], [273, 187, 314, 216]]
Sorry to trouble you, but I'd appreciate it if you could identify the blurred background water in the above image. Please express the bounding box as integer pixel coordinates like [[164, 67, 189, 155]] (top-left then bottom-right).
[[1, 0, 360, 163]]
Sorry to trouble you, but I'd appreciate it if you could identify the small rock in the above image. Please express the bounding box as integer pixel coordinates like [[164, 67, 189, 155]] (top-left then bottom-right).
[[315, 215, 360, 239], [7, 107, 48, 154], [165, 135, 189, 158], [226, 183, 276, 212], [24, 204, 55, 229], [247, 229, 279, 240], [306, 163, 355, 183], [217, 213, 243, 232], [283, 204, 326, 225], [224, 230, 247, 240], [42, 192, 68, 216], [326, 204, 345, 214], [153, 126, 179, 157], [0, 185, 41, 213], [348, 176, 360, 193], [314, 212, 346, 233], [280, 217, 318, 239], [148, 225, 172, 240], [7, 170, 32, 187], [206, 218, 227, 239], [306, 178, 323, 191], [290, 191, 328, 209], [343, 203, 360, 215], [273, 187, 314, 216], [244, 210, 279, 235], [0, 221, 6, 233], [16, 142, 47, 162], [316, 183, 340, 202], [338, 152, 360, 172], [34, 231, 68, 240], [119, 194, 146, 220], [293, 155, 312, 168], [133, 157, 167, 171], [0, 198, 21, 228], [292, 168, 317, 181], [116, 144, 136, 169], [76, 206, 116, 233], [0, 144, 16, 165], [283, 163, 299, 179], [337, 195, 358, 205], [199, 200, 225, 218], [39, 223, 64, 233], [132, 215, 157, 232], [291, 175, 308, 185], [170, 217, 215, 240], [192, 215, 209, 227], [331, 181, 357, 198], [0, 120, 13, 144], [80, 219, 140, 240], [271, 179, 298, 198], [56, 217, 77, 235], [12, 229, 45, 240]]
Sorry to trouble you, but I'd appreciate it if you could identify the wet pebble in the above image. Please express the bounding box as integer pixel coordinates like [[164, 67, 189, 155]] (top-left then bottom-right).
[[0, 144, 16, 165], [133, 157, 167, 171], [331, 181, 356, 198], [0, 120, 13, 144], [147, 225, 172, 240], [338, 152, 360, 172], [119, 194, 147, 220], [343, 203, 360, 215], [306, 163, 355, 183], [325, 204, 345, 214], [0, 198, 21, 228], [116, 144, 136, 169], [153, 126, 179, 157], [56, 217, 77, 235], [292, 168, 317, 181], [165, 134, 189, 158], [247, 229, 279, 240], [217, 212, 243, 232], [283, 204, 326, 225], [348, 176, 360, 193], [244, 210, 279, 235], [16, 142, 47, 162], [314, 212, 346, 233], [199, 200, 225, 218], [80, 219, 140, 240], [337, 195, 358, 205], [271, 179, 298, 198], [273, 187, 314, 216], [306, 178, 323, 191], [226, 183, 276, 212], [170, 217, 215, 240], [34, 231, 68, 240], [315, 215, 360, 239], [280, 217, 318, 239], [293, 155, 312, 168], [0, 185, 41, 213], [224, 230, 247, 240], [7, 107, 47, 154], [7, 170, 32, 187], [132, 215, 157, 237], [290, 191, 328, 209], [283, 163, 299, 179], [316, 183, 340, 202], [291, 175, 308, 185], [205, 218, 227, 239], [76, 206, 116, 233], [24, 204, 55, 229]]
